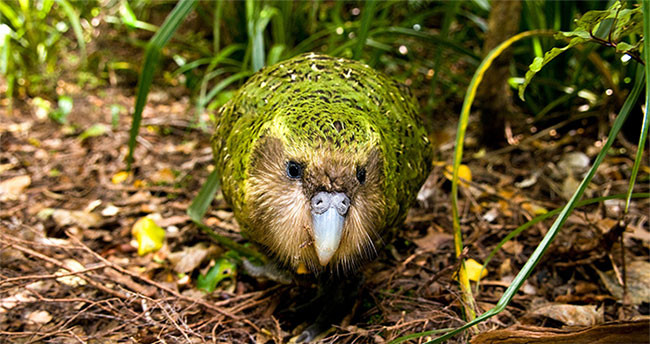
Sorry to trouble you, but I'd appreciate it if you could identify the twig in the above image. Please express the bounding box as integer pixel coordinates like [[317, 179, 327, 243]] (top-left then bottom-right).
[[65, 231, 240, 320]]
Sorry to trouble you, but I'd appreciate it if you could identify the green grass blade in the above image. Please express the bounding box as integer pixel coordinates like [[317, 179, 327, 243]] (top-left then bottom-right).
[[213, 0, 223, 54], [187, 168, 266, 262], [0, 24, 13, 110], [428, 62, 645, 344], [54, 0, 86, 59], [626, 0, 650, 212], [449, 29, 550, 329], [388, 328, 453, 344], [172, 44, 244, 78], [0, 2, 20, 29], [430, 1, 461, 92], [353, 0, 376, 60], [187, 169, 221, 223], [126, 0, 197, 170], [201, 71, 252, 109]]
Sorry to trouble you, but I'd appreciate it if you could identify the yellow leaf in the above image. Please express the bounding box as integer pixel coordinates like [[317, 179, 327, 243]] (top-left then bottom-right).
[[465, 258, 487, 282], [131, 217, 165, 256], [28, 137, 41, 147], [150, 167, 175, 184], [112, 171, 130, 184], [443, 164, 472, 187], [522, 202, 548, 216]]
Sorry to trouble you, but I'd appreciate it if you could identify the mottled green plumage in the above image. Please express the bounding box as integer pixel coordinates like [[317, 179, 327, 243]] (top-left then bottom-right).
[[212, 53, 432, 273]]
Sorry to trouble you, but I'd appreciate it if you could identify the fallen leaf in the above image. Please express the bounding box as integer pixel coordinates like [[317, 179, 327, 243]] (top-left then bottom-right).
[[0, 290, 37, 313], [101, 204, 120, 217], [502, 240, 523, 255], [26, 310, 52, 324], [465, 258, 488, 282], [531, 303, 603, 326], [482, 208, 499, 223], [561, 174, 580, 200], [52, 209, 102, 228], [521, 202, 548, 216], [85, 199, 102, 212], [111, 171, 130, 184], [596, 260, 650, 305], [56, 259, 87, 287], [412, 227, 453, 252], [131, 217, 165, 256], [0, 175, 31, 201], [515, 173, 538, 188], [150, 167, 176, 184], [168, 242, 212, 274], [558, 151, 590, 175], [443, 164, 472, 187]]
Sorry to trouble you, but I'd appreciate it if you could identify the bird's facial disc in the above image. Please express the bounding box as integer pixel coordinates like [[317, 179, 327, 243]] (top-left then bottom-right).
[[310, 191, 350, 266]]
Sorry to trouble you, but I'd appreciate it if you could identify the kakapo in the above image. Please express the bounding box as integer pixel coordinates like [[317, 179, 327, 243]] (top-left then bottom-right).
[[211, 52, 432, 340]]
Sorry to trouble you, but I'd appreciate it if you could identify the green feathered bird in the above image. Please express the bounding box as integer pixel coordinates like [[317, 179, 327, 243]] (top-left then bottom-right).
[[212, 52, 432, 339]]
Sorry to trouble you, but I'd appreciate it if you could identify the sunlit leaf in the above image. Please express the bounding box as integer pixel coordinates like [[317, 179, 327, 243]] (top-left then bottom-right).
[[464, 258, 487, 282], [111, 171, 130, 184], [131, 217, 166, 256]]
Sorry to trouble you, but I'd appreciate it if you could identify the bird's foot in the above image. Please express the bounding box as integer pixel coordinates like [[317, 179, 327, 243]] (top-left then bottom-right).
[[290, 275, 363, 342], [241, 258, 293, 284]]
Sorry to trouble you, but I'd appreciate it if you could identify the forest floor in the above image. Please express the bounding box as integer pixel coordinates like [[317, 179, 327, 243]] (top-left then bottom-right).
[[0, 82, 649, 343]]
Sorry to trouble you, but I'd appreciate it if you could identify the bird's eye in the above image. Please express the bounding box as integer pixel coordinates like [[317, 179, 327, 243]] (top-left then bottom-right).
[[356, 167, 366, 184], [286, 161, 303, 179]]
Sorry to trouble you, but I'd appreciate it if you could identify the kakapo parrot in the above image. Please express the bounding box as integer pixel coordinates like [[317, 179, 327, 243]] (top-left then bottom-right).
[[212, 52, 432, 340]]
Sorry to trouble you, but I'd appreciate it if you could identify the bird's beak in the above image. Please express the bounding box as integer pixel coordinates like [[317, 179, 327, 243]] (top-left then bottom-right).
[[310, 191, 351, 266]]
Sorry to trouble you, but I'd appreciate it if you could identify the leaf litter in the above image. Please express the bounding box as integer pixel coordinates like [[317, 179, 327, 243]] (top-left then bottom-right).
[[0, 86, 648, 343]]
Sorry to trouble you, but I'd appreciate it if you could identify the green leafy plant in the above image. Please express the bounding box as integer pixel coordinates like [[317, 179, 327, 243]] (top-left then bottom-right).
[[0, 0, 89, 104], [519, 1, 643, 100]]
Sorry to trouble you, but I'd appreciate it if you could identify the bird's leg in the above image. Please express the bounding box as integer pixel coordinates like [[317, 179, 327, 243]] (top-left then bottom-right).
[[294, 274, 363, 343]]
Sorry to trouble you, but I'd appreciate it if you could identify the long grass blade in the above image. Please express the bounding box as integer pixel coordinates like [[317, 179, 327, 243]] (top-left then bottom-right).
[[626, 0, 650, 212], [126, 0, 197, 170], [353, 0, 376, 60], [54, 0, 86, 60], [449, 29, 550, 329]]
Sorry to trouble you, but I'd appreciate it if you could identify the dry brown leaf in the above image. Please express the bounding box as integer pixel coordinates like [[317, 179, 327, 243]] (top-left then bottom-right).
[[52, 209, 102, 228], [150, 167, 176, 184], [26, 310, 52, 324], [531, 303, 603, 326], [412, 227, 452, 252], [0, 175, 31, 201], [168, 242, 215, 274], [596, 260, 650, 305]]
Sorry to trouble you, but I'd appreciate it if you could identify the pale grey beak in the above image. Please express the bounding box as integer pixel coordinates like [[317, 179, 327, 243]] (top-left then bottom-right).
[[311, 191, 350, 266]]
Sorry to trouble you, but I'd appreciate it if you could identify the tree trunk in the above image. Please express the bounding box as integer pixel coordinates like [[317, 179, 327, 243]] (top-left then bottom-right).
[[477, 0, 522, 147]]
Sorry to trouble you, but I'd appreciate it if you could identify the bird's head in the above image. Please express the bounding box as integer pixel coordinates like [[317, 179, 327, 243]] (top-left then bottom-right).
[[244, 105, 386, 274]]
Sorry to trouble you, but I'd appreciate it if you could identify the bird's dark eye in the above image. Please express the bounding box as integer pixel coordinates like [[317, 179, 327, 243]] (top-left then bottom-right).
[[356, 167, 366, 184], [286, 161, 303, 179]]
